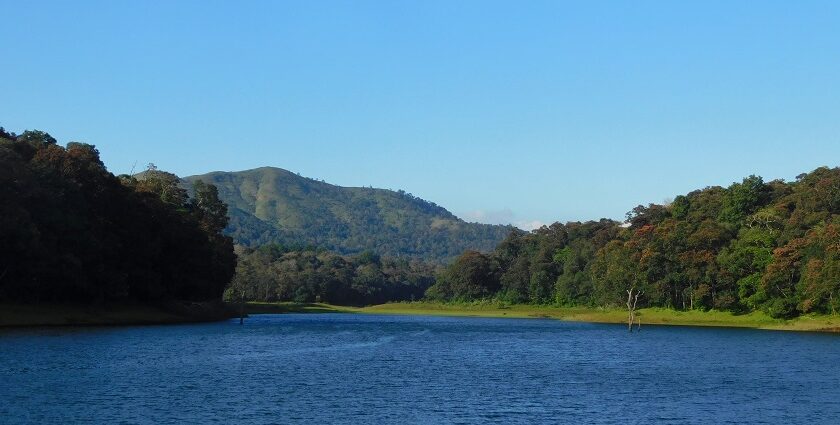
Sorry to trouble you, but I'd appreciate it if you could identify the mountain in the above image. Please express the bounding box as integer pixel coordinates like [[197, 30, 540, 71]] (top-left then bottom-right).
[[183, 167, 514, 262]]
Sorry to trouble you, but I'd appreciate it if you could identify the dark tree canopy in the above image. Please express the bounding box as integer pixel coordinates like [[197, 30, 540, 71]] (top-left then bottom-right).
[[229, 245, 437, 305], [0, 129, 235, 304], [425, 251, 500, 301]]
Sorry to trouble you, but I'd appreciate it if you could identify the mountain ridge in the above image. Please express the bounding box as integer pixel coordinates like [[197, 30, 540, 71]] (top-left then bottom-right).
[[183, 166, 514, 262]]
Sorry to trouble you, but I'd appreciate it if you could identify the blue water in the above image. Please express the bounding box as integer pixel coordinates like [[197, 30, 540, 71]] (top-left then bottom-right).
[[1, 314, 839, 424]]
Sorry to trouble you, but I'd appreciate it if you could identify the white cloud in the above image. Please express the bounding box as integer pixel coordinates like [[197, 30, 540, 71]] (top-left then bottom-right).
[[460, 209, 546, 231], [515, 220, 546, 231], [461, 208, 515, 224]]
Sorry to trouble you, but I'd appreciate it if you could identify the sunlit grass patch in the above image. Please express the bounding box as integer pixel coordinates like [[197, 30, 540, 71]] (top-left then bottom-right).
[[242, 301, 840, 333]]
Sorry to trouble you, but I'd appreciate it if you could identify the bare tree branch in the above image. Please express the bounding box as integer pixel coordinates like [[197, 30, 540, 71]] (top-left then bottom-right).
[[627, 288, 643, 332]]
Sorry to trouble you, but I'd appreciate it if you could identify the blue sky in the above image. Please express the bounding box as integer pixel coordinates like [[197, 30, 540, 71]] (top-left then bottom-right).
[[2, 1, 839, 230]]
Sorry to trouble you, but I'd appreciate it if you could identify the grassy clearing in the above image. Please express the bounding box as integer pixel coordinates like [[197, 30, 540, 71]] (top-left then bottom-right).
[[244, 302, 358, 315], [246, 301, 840, 333]]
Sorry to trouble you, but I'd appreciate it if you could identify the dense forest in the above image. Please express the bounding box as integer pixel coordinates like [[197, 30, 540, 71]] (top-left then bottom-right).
[[0, 128, 235, 305], [5, 126, 840, 321], [430, 169, 840, 318], [228, 245, 437, 305], [184, 167, 512, 263]]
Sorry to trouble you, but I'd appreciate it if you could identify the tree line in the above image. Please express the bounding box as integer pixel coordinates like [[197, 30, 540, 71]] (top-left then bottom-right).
[[428, 169, 840, 318], [6, 126, 840, 320], [0, 128, 235, 304], [228, 245, 437, 305]]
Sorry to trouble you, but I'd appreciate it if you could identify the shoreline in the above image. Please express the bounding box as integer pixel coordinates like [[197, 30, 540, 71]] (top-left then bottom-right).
[[4, 300, 838, 333], [246, 301, 840, 333], [0, 301, 238, 328]]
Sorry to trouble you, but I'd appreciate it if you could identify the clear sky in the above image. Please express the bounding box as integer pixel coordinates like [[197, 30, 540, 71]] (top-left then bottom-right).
[[2, 1, 839, 230]]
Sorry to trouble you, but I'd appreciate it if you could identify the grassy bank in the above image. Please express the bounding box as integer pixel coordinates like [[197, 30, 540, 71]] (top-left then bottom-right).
[[245, 301, 840, 333], [0, 301, 237, 328]]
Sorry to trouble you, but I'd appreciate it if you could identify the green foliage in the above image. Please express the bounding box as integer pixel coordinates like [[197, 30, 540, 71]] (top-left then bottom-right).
[[7, 125, 840, 321], [719, 175, 769, 223], [671, 195, 690, 220], [228, 245, 437, 305], [183, 167, 512, 263], [137, 164, 189, 208], [0, 128, 235, 304], [426, 251, 499, 301], [434, 167, 840, 319]]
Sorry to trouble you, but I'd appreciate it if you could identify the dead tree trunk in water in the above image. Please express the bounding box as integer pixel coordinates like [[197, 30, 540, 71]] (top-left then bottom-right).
[[239, 289, 246, 325], [627, 288, 642, 332]]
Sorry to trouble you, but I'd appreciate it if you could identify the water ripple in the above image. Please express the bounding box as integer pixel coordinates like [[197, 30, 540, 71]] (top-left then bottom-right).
[[1, 314, 839, 424]]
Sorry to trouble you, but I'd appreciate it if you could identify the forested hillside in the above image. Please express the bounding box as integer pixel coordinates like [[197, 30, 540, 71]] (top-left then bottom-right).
[[430, 168, 840, 318], [0, 128, 235, 305], [184, 167, 512, 262], [7, 125, 839, 320]]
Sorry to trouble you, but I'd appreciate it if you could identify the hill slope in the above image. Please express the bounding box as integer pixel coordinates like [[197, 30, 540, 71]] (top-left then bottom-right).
[[183, 167, 513, 262]]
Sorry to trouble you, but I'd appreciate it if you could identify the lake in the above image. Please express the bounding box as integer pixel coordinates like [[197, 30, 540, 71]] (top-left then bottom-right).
[[1, 313, 839, 424]]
